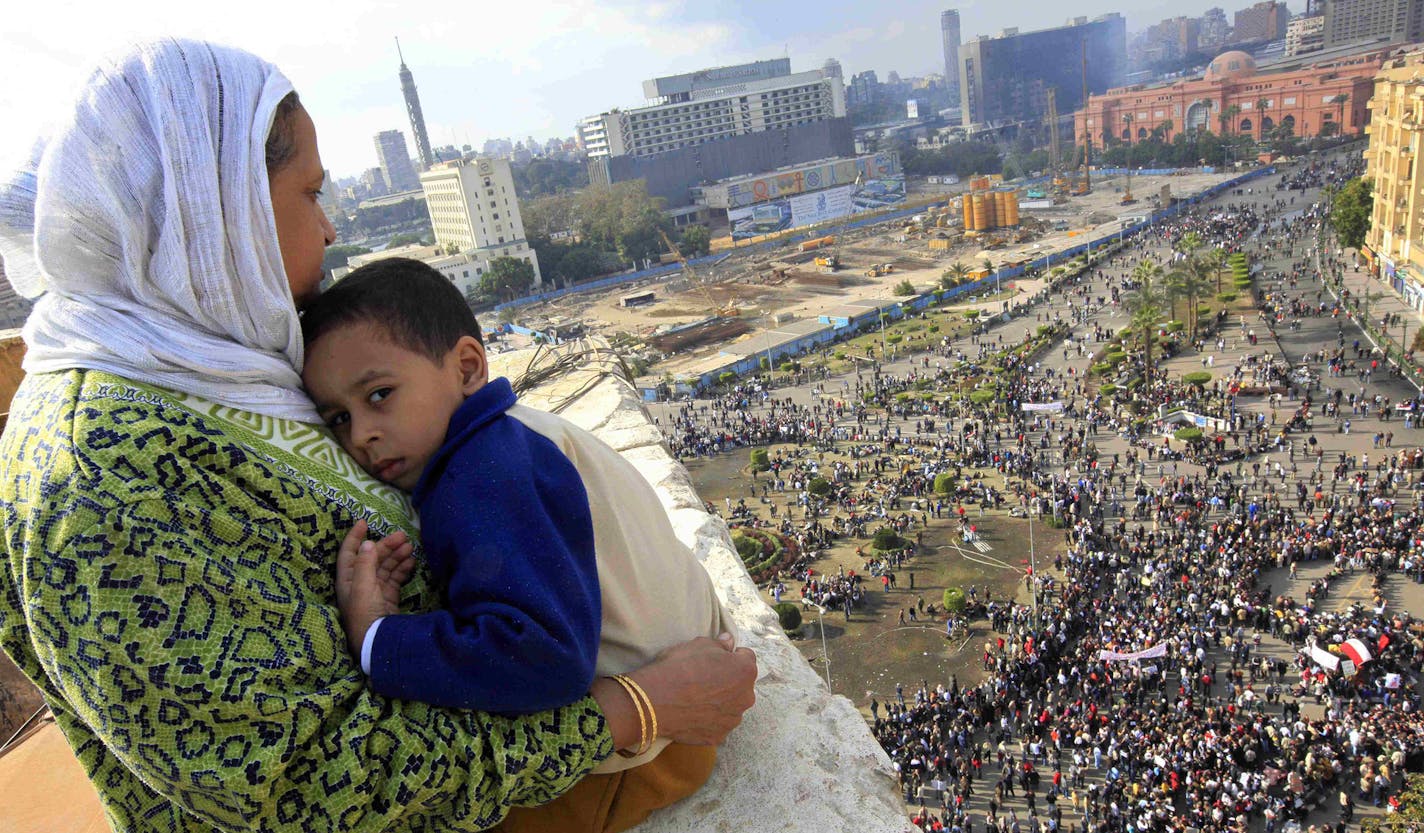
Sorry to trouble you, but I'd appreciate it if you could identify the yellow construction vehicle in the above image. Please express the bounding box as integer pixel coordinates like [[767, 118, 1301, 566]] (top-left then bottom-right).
[[814, 255, 840, 271], [866, 265, 884, 277], [656, 227, 738, 316]]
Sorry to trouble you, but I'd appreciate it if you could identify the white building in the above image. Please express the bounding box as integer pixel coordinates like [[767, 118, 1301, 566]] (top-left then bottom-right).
[[419, 156, 540, 287], [578, 59, 847, 160], [333, 156, 542, 300]]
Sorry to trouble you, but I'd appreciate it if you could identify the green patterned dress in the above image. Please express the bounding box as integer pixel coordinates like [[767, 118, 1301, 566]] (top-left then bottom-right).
[[0, 370, 612, 832]]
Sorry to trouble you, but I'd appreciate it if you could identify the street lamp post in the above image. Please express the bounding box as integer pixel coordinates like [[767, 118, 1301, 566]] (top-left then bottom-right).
[[804, 600, 832, 689], [762, 309, 775, 388]]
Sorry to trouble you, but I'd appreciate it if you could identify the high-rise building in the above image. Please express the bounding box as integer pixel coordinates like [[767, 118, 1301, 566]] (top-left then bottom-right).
[[848, 70, 879, 108], [396, 39, 435, 171], [1286, 14, 1328, 55], [373, 130, 420, 193], [576, 58, 845, 160], [941, 10, 962, 102], [1322, 0, 1424, 47], [1232, 1, 1293, 42], [1364, 48, 1424, 311], [1199, 8, 1232, 47], [360, 167, 388, 197], [959, 14, 1126, 128]]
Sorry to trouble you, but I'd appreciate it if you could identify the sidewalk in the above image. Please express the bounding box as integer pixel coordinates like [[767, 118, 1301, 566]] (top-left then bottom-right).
[[1321, 240, 1424, 392]]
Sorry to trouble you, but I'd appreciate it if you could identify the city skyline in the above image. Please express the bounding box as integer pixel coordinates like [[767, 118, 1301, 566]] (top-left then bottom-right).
[[2, 0, 1311, 180]]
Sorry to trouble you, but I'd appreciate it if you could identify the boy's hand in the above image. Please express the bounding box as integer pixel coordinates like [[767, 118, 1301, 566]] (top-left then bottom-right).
[[335, 520, 416, 659]]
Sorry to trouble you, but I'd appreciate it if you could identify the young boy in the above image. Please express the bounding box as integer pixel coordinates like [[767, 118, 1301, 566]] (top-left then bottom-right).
[[300, 258, 734, 832]]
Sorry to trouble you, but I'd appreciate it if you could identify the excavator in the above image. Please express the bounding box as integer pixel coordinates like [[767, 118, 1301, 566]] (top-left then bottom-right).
[[657, 227, 739, 316]]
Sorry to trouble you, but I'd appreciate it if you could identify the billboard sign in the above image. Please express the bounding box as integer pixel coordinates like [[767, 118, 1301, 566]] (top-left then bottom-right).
[[729, 199, 792, 239], [789, 184, 854, 228], [851, 176, 907, 211], [723, 154, 902, 208]]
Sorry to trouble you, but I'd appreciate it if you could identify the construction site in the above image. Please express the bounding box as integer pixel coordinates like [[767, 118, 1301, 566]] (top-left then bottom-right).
[[502, 164, 1241, 391]]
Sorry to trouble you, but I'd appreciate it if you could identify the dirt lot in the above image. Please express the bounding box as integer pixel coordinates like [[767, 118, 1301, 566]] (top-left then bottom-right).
[[503, 170, 1239, 375]]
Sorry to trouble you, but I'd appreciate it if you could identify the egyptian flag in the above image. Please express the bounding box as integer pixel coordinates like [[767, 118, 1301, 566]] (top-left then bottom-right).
[[1340, 638, 1374, 666]]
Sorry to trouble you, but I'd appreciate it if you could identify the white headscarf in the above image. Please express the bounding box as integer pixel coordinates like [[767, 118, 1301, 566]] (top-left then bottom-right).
[[0, 38, 321, 423]]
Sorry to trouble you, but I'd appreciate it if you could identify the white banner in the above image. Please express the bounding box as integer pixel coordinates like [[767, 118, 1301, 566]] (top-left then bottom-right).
[[1098, 643, 1168, 662], [1021, 402, 1065, 413]]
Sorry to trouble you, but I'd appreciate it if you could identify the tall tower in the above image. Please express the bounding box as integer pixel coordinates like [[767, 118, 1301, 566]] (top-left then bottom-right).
[[396, 38, 435, 171], [941, 10, 961, 102]]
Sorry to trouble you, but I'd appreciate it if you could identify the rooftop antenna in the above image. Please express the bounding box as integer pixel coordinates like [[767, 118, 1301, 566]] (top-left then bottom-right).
[[395, 36, 406, 66]]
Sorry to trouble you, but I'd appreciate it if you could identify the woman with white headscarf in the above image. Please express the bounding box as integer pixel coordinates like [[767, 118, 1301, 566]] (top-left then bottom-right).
[[0, 39, 754, 832]]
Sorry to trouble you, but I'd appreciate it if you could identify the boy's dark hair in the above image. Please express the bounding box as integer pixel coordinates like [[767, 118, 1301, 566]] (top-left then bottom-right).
[[301, 257, 483, 362]]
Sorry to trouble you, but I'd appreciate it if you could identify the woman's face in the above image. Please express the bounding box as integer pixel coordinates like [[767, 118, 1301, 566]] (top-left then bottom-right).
[[269, 107, 335, 309]]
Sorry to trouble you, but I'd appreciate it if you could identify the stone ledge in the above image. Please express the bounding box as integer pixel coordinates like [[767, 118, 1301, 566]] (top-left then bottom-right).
[[493, 342, 910, 833]]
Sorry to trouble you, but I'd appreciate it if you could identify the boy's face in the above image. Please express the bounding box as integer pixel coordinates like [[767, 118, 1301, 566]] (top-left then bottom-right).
[[303, 322, 485, 491]]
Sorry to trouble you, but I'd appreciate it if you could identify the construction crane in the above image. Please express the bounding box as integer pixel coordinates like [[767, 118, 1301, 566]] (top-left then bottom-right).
[[657, 227, 738, 316], [829, 172, 863, 271]]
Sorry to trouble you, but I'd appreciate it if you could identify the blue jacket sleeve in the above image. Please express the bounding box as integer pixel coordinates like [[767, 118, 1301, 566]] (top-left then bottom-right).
[[367, 421, 602, 713]]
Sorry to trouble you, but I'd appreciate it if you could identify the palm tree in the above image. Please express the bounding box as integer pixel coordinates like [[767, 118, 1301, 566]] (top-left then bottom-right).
[[1177, 257, 1214, 340], [943, 261, 971, 289], [1256, 98, 1270, 143], [982, 257, 999, 299], [1222, 105, 1242, 138], [1202, 246, 1229, 293], [1127, 260, 1167, 385], [1332, 93, 1350, 136]]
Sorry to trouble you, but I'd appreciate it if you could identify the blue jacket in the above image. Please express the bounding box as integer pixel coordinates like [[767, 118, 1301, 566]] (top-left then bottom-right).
[[366, 378, 602, 712]]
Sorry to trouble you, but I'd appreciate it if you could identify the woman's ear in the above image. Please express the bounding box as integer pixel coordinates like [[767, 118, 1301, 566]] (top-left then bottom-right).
[[454, 335, 488, 395]]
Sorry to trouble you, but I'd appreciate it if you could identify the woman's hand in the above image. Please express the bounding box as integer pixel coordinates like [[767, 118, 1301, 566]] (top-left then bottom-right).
[[334, 520, 416, 657], [595, 634, 756, 750]]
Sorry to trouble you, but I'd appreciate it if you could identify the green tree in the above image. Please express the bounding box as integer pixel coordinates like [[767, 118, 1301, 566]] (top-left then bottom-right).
[[552, 244, 606, 286], [322, 244, 371, 271], [679, 225, 711, 257], [512, 158, 589, 199], [385, 232, 428, 248], [480, 257, 537, 302], [1221, 104, 1241, 137], [943, 261, 971, 288], [1332, 93, 1350, 135], [1330, 177, 1374, 251], [1126, 260, 1167, 383]]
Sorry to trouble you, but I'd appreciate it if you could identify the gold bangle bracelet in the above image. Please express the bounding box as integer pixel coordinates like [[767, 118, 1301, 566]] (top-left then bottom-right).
[[619, 674, 658, 755], [611, 675, 650, 758]]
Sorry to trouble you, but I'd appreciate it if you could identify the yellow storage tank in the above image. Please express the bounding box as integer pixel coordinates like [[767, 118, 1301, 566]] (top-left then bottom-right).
[[981, 194, 997, 230], [963, 196, 976, 231], [1003, 192, 1020, 226]]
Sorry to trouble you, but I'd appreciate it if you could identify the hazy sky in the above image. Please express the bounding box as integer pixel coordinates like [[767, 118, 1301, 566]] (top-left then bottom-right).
[[2, 0, 1296, 179]]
